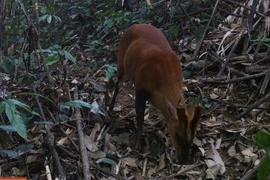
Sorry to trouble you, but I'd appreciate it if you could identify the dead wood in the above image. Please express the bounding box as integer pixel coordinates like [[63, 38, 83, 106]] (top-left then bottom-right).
[[74, 86, 91, 180], [235, 92, 270, 120]]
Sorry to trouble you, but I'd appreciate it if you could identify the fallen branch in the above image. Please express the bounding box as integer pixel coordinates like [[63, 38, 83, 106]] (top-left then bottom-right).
[[201, 70, 268, 84], [208, 97, 270, 110], [236, 92, 270, 120], [74, 86, 91, 180]]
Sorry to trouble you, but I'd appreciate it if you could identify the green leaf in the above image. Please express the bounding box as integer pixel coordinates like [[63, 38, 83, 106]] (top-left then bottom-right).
[[39, 14, 48, 22], [255, 131, 270, 152], [105, 64, 117, 81], [0, 150, 19, 157], [47, 14, 52, 24], [6, 99, 40, 116], [6, 99, 31, 112], [58, 114, 70, 121], [5, 103, 27, 139], [17, 144, 34, 152], [64, 51, 76, 64], [0, 102, 5, 113], [46, 53, 60, 65], [257, 154, 270, 180], [61, 100, 104, 116], [96, 157, 116, 165], [53, 15, 62, 23], [169, 25, 179, 39]]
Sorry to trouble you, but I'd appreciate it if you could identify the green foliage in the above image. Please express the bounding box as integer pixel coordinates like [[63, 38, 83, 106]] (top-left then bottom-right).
[[39, 14, 61, 24], [183, 62, 201, 79], [105, 64, 117, 81], [61, 100, 104, 116], [17, 144, 34, 153], [39, 45, 77, 65], [0, 99, 40, 139], [169, 25, 179, 39], [255, 130, 270, 180], [0, 149, 19, 157], [96, 157, 117, 165]]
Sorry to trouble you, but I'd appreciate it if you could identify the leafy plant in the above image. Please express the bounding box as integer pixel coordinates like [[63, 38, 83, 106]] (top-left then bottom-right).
[[255, 130, 270, 180], [39, 44, 77, 65], [0, 99, 40, 139]]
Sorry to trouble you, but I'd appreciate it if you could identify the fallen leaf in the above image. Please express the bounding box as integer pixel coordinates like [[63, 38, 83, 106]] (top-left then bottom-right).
[[210, 93, 219, 99], [157, 153, 166, 171], [205, 164, 221, 179], [120, 157, 138, 168], [206, 143, 226, 174], [26, 155, 38, 164], [85, 135, 98, 152], [57, 136, 69, 145], [147, 165, 157, 178], [241, 147, 258, 162], [228, 145, 236, 157]]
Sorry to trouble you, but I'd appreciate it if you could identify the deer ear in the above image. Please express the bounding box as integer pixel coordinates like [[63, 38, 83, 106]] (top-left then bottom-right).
[[191, 106, 203, 134], [165, 98, 178, 121], [176, 107, 188, 129]]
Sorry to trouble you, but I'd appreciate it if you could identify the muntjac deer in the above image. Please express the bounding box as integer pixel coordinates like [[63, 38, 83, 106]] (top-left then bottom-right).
[[109, 24, 203, 164]]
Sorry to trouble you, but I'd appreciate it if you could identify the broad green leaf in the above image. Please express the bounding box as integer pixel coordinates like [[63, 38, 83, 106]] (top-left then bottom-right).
[[53, 16, 62, 22], [0, 150, 19, 157], [39, 14, 48, 22], [255, 131, 270, 152], [258, 154, 270, 180], [6, 99, 31, 112], [61, 100, 104, 116], [12, 114, 27, 139], [64, 51, 76, 64], [46, 53, 59, 65], [0, 102, 4, 113], [6, 99, 40, 116], [5, 103, 27, 139], [17, 144, 34, 152]]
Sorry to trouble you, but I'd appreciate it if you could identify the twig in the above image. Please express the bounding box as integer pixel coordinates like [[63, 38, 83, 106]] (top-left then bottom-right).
[[163, 163, 203, 180], [201, 70, 268, 84], [217, 27, 246, 77], [92, 64, 106, 78], [45, 107, 80, 153], [33, 83, 66, 179], [74, 86, 91, 180], [224, 0, 266, 18], [208, 97, 270, 110], [91, 164, 119, 179], [235, 92, 270, 120], [179, 4, 196, 30], [260, 70, 270, 94], [193, 0, 220, 59]]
